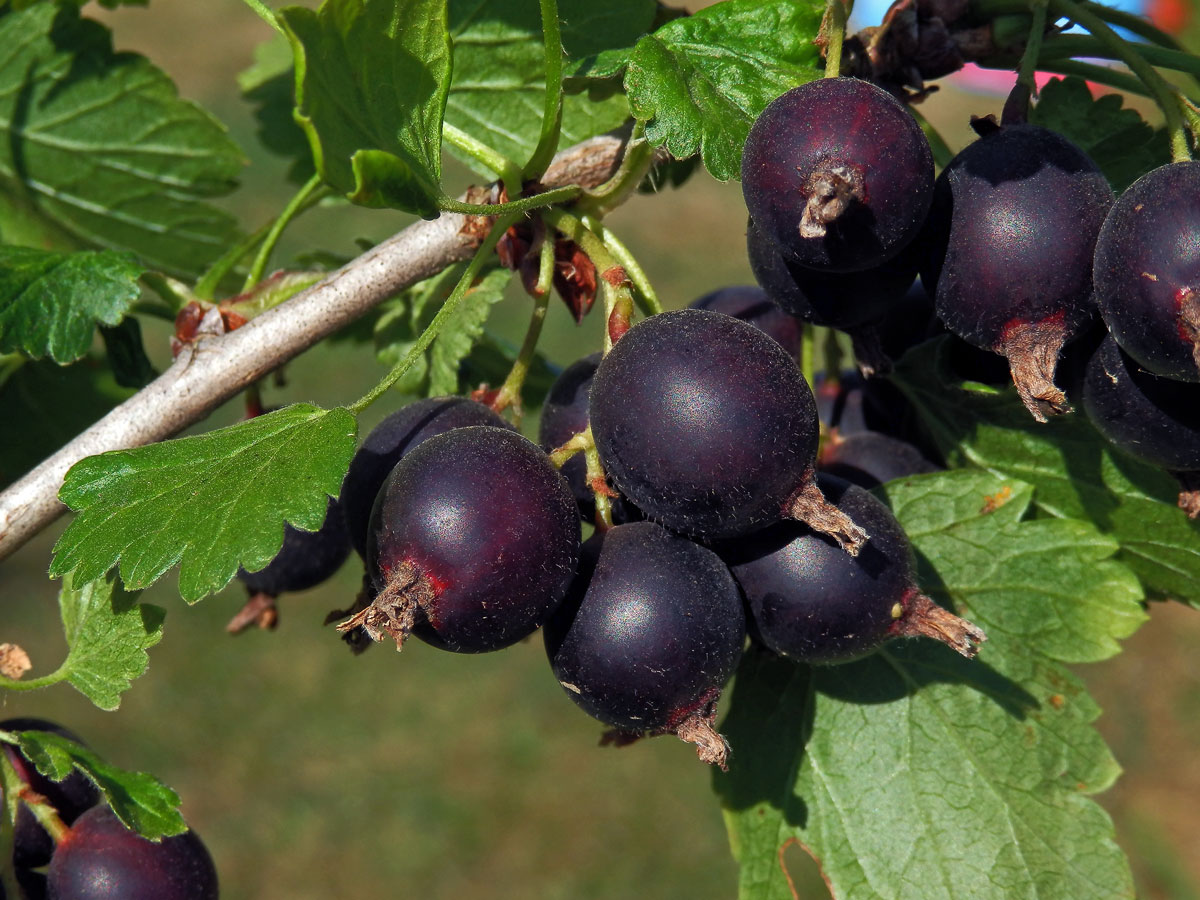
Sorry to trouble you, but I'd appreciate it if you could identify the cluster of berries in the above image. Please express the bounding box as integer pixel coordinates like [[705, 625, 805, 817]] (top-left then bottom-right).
[[742, 76, 1200, 511], [0, 719, 217, 900]]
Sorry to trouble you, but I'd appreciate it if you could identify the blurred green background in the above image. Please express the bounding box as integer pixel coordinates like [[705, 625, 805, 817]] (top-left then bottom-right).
[[3, 2, 1200, 898]]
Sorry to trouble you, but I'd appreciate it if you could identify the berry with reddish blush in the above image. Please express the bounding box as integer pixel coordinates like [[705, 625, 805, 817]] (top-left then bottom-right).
[[343, 426, 580, 653]]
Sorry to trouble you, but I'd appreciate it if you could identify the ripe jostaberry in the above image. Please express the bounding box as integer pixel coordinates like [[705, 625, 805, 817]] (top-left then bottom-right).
[[721, 475, 986, 664], [46, 806, 218, 900], [922, 122, 1114, 421], [342, 426, 580, 653], [1093, 161, 1200, 382], [741, 77, 934, 273], [589, 309, 868, 551], [340, 397, 515, 559], [543, 521, 746, 769]]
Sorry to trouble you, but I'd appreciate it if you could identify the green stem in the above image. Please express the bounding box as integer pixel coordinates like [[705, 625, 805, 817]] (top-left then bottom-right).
[[0, 670, 66, 692], [194, 222, 273, 300], [801, 324, 817, 389], [535, 225, 556, 297], [443, 122, 524, 188], [549, 429, 591, 468], [0, 353, 27, 392], [1016, 0, 1048, 97], [438, 185, 581, 217], [823, 0, 849, 78], [575, 122, 653, 217], [525, 0, 565, 181], [243, 174, 325, 293], [1046, 0, 1191, 161], [1000, 58, 1152, 97], [0, 753, 20, 900], [492, 270, 553, 426], [1039, 33, 1200, 83], [240, 0, 285, 34], [348, 212, 523, 415], [578, 215, 663, 316], [582, 435, 614, 532]]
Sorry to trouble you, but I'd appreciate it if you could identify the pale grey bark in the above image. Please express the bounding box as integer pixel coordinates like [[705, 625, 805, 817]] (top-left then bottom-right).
[[0, 134, 628, 562]]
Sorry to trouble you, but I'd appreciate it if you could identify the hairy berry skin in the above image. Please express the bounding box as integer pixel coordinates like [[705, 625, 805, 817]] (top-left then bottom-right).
[[741, 78, 933, 272], [589, 309, 819, 539], [0, 718, 100, 870], [1081, 333, 1200, 471], [922, 124, 1113, 418], [722, 475, 922, 663], [688, 285, 802, 356], [341, 397, 515, 558], [746, 218, 919, 331], [368, 426, 580, 652], [1094, 161, 1200, 381], [820, 431, 940, 489], [237, 496, 349, 596], [544, 522, 745, 733]]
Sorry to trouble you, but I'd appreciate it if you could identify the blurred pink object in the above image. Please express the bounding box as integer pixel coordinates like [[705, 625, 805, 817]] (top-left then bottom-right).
[[950, 65, 1087, 95]]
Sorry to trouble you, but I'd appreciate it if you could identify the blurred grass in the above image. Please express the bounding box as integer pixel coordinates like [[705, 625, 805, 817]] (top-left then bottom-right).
[[1, 2, 1199, 899]]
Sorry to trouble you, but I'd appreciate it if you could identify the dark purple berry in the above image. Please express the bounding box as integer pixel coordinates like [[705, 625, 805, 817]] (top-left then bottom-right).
[[589, 309, 867, 551], [1081, 333, 1200, 474], [746, 217, 919, 373], [46, 805, 217, 900], [0, 719, 100, 870], [741, 78, 933, 273], [341, 397, 515, 558], [819, 431, 940, 489], [538, 354, 639, 526], [237, 496, 349, 596], [544, 521, 745, 768], [721, 475, 985, 664], [687, 285, 802, 356], [343, 426, 581, 653], [922, 123, 1113, 421], [1094, 161, 1200, 382]]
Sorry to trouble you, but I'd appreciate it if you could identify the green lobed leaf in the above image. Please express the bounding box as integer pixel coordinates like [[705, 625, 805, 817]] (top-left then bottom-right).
[[0, 355, 132, 489], [50, 404, 358, 602], [0, 246, 143, 364], [0, 5, 245, 277], [891, 337, 1200, 605], [1030, 77, 1170, 193], [279, 0, 451, 215], [7, 729, 185, 839], [55, 569, 165, 711], [374, 264, 511, 396], [716, 469, 1138, 900], [623, 0, 824, 181], [444, 0, 656, 177]]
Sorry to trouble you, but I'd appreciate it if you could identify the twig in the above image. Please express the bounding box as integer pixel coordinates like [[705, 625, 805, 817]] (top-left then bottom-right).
[[0, 133, 629, 563]]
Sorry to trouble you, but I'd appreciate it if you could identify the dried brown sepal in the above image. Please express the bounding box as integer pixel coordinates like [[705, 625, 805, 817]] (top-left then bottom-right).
[[0, 643, 32, 680], [1179, 288, 1200, 377], [226, 592, 279, 634], [674, 708, 731, 771], [324, 573, 378, 655], [798, 163, 865, 239], [847, 322, 892, 378], [1178, 489, 1200, 519], [334, 561, 433, 651], [997, 316, 1072, 423], [891, 591, 987, 657], [784, 475, 870, 556], [553, 240, 598, 323]]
